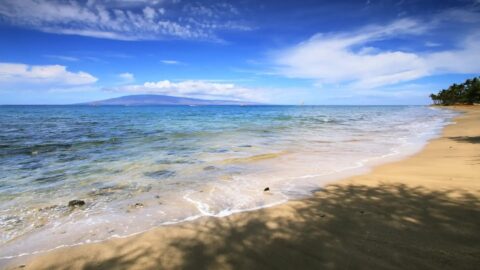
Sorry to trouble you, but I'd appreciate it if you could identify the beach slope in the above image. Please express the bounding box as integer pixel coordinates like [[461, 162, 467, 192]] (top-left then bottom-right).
[[10, 107, 480, 270]]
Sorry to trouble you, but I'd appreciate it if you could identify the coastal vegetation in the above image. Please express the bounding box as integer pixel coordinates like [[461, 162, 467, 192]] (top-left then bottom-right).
[[430, 77, 480, 105]]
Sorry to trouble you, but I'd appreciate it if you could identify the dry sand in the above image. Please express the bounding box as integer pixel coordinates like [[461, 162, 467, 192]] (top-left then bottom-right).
[[7, 106, 480, 270]]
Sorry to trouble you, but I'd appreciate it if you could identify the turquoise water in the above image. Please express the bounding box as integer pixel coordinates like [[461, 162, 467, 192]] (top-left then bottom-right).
[[0, 105, 456, 259]]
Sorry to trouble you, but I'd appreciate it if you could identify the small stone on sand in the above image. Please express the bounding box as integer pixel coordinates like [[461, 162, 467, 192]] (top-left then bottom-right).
[[68, 200, 85, 207]]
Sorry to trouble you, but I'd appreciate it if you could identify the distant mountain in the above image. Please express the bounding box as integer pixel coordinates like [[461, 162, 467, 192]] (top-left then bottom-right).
[[80, 95, 260, 106]]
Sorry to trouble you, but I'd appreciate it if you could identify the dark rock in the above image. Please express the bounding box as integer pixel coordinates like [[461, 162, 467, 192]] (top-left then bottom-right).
[[264, 187, 270, 192], [144, 170, 175, 179], [203, 166, 216, 171], [68, 200, 85, 207], [211, 149, 228, 153], [359, 210, 365, 214], [156, 159, 189, 165], [134, 203, 144, 208], [239, 145, 252, 148], [155, 195, 160, 199]]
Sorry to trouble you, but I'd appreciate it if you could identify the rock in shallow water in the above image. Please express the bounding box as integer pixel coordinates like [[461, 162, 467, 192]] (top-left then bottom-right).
[[143, 170, 176, 179], [239, 144, 252, 148], [68, 200, 85, 207]]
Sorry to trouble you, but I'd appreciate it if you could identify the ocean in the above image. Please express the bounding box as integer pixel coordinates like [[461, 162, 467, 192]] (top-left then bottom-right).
[[0, 105, 457, 259]]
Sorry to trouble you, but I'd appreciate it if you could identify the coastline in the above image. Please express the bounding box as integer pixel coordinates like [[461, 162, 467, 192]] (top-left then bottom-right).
[[7, 106, 480, 269]]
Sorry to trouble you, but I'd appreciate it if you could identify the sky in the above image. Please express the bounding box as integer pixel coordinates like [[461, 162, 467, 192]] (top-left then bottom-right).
[[0, 0, 479, 105]]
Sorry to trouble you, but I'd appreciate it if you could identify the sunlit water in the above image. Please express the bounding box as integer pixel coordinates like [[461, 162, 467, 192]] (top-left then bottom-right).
[[0, 105, 457, 259]]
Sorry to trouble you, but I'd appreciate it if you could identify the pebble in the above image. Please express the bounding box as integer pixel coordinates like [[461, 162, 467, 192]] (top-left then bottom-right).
[[68, 200, 85, 207]]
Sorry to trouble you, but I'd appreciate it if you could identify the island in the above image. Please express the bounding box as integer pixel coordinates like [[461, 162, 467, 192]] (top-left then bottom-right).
[[79, 94, 260, 106]]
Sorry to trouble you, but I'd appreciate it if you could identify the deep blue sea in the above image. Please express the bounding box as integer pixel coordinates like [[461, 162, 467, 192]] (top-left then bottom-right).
[[0, 105, 457, 259]]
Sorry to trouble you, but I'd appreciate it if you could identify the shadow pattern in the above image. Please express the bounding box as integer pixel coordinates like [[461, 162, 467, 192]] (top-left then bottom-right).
[[32, 184, 480, 270], [449, 136, 480, 144]]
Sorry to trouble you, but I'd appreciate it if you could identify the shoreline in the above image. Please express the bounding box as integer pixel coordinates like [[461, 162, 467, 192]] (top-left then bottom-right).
[[7, 106, 480, 269]]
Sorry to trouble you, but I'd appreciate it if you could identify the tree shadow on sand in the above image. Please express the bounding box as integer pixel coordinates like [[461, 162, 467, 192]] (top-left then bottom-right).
[[449, 136, 480, 144], [52, 184, 480, 270]]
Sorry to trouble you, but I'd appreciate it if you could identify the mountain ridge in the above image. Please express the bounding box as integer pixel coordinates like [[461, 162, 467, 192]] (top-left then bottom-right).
[[79, 94, 260, 106]]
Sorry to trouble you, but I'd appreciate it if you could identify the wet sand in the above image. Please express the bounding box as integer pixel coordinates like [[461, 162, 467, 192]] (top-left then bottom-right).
[[8, 106, 480, 270]]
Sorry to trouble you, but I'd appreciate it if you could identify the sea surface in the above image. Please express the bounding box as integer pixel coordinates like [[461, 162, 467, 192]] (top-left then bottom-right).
[[0, 105, 457, 259]]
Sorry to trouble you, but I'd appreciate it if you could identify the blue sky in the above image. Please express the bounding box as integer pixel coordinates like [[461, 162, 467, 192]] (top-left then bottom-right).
[[0, 0, 479, 105]]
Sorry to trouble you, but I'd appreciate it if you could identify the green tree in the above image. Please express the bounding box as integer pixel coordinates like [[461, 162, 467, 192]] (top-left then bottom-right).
[[430, 76, 480, 105]]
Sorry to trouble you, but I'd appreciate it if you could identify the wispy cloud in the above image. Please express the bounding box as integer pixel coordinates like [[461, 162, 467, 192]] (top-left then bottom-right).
[[44, 55, 80, 62], [47, 85, 100, 93], [118, 72, 135, 83], [424, 41, 441, 47], [0, 0, 251, 41], [106, 80, 265, 101], [160, 60, 182, 65], [272, 12, 480, 89], [0, 63, 97, 85]]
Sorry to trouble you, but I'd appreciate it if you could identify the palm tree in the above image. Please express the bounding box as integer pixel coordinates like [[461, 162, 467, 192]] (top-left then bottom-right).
[[429, 76, 480, 105]]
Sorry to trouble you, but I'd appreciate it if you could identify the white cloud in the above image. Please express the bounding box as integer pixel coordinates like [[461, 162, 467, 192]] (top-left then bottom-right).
[[273, 17, 480, 89], [142, 6, 157, 20], [425, 42, 441, 47], [118, 72, 135, 83], [425, 34, 480, 74], [44, 55, 80, 62], [161, 60, 181, 65], [0, 0, 250, 41], [106, 80, 264, 101], [0, 63, 98, 85]]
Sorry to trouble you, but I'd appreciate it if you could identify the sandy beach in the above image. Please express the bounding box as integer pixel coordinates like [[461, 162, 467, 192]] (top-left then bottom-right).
[[7, 106, 480, 270]]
